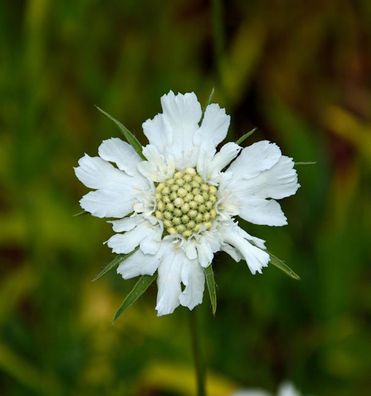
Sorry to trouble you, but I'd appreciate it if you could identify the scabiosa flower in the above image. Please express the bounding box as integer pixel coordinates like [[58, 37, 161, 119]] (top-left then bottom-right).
[[75, 91, 299, 316]]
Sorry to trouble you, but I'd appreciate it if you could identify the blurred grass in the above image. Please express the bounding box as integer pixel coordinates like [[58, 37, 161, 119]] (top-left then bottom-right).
[[1, 0, 371, 395]]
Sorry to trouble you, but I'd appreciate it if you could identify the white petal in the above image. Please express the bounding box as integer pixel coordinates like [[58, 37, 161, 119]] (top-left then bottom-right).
[[117, 249, 160, 279], [236, 227, 266, 249], [155, 248, 183, 316], [106, 222, 160, 254], [194, 231, 220, 268], [196, 146, 216, 180], [240, 156, 300, 200], [196, 238, 214, 268], [138, 145, 175, 182], [208, 142, 241, 179], [221, 243, 243, 262], [110, 216, 144, 232], [195, 103, 230, 147], [98, 138, 141, 176], [179, 259, 205, 310], [140, 233, 162, 254], [80, 189, 133, 218], [222, 226, 270, 274], [239, 198, 287, 226], [161, 91, 202, 130], [160, 91, 202, 168], [142, 114, 171, 154], [183, 240, 198, 260], [227, 141, 281, 179], [75, 154, 131, 190]]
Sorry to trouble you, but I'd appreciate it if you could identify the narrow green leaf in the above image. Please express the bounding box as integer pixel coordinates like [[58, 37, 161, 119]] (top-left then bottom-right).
[[269, 253, 300, 280], [206, 87, 215, 107], [95, 106, 144, 158], [204, 265, 217, 315], [201, 87, 216, 120], [92, 254, 127, 282], [73, 210, 87, 217], [235, 128, 257, 146], [113, 274, 157, 322], [295, 161, 316, 165]]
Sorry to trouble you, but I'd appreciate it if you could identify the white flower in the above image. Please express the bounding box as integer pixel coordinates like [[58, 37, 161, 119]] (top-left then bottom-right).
[[233, 382, 303, 396], [75, 91, 299, 316]]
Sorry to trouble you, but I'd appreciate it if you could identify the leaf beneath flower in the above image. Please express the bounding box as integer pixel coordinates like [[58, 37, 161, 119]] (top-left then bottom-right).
[[204, 265, 217, 315], [73, 210, 87, 217], [295, 161, 316, 165], [269, 253, 300, 280], [95, 106, 144, 159], [113, 274, 157, 322], [236, 128, 257, 146], [92, 254, 128, 282], [206, 87, 215, 107]]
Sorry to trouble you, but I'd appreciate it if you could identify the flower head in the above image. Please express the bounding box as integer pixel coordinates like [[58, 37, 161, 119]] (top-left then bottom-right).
[[75, 91, 300, 316]]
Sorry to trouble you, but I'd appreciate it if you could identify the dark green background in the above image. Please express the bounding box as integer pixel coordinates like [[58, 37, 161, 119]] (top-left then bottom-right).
[[1, 0, 370, 395]]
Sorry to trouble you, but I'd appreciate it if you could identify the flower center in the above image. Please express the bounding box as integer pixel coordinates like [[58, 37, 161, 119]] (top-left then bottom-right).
[[155, 168, 217, 238]]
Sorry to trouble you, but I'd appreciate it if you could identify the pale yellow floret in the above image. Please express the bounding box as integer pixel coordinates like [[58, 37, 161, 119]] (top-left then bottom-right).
[[154, 168, 218, 239], [164, 211, 172, 220], [174, 208, 182, 217], [176, 224, 186, 233], [182, 230, 192, 238], [194, 194, 204, 204], [185, 167, 196, 175], [189, 201, 198, 209], [162, 186, 170, 195], [177, 188, 187, 197], [172, 217, 181, 225], [205, 201, 213, 210], [166, 203, 174, 212], [198, 204, 206, 213], [174, 197, 184, 207], [209, 185, 217, 194], [195, 213, 203, 223], [189, 210, 198, 218], [163, 219, 172, 228]]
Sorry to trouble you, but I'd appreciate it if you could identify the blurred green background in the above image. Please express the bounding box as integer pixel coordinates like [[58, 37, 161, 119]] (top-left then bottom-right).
[[1, 0, 371, 395]]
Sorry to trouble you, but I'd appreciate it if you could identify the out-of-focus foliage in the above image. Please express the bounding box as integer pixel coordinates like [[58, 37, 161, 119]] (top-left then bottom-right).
[[1, 0, 370, 395]]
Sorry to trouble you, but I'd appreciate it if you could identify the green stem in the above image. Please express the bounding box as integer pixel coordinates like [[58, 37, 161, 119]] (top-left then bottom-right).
[[189, 309, 206, 396]]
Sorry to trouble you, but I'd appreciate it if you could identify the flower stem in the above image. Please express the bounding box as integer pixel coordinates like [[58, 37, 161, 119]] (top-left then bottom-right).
[[189, 308, 207, 396]]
